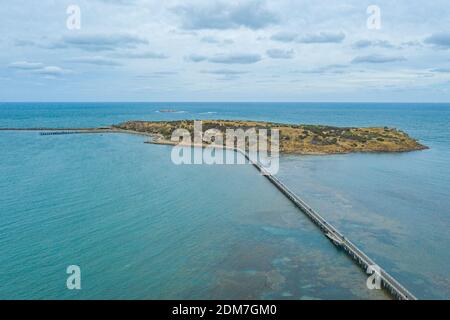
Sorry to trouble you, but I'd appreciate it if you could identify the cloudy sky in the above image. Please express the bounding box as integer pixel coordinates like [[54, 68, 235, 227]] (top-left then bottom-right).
[[1, 0, 450, 102]]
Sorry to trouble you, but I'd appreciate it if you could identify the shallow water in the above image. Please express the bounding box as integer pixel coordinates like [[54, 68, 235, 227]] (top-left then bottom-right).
[[1, 102, 449, 299]]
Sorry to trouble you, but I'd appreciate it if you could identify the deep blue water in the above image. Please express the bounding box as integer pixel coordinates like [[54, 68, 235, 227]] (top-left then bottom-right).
[[0, 102, 449, 299]]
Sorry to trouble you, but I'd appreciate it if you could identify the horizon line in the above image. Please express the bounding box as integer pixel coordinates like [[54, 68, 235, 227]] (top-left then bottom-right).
[[1, 101, 450, 104]]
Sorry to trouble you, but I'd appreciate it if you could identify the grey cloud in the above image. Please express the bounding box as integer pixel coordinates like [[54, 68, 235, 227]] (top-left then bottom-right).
[[169, 29, 198, 36], [299, 32, 346, 44], [216, 75, 241, 81], [401, 40, 423, 48], [201, 69, 248, 75], [353, 39, 395, 49], [424, 33, 450, 48], [97, 0, 137, 5], [135, 72, 178, 79], [271, 31, 345, 44], [173, 1, 278, 30], [13, 38, 59, 50], [153, 71, 178, 75], [14, 39, 38, 47], [112, 51, 169, 59], [64, 56, 122, 66], [294, 64, 348, 74], [200, 36, 234, 45], [185, 54, 208, 62], [186, 53, 261, 64], [431, 67, 450, 73], [271, 32, 298, 43], [351, 54, 406, 64], [353, 40, 371, 48], [266, 49, 294, 59], [201, 36, 220, 43], [209, 54, 262, 64], [54, 34, 148, 51]]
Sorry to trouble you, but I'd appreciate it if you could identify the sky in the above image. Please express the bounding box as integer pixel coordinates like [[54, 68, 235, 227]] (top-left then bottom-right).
[[1, 0, 450, 102]]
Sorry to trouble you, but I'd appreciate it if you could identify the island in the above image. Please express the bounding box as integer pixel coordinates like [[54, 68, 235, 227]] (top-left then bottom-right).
[[113, 120, 427, 155]]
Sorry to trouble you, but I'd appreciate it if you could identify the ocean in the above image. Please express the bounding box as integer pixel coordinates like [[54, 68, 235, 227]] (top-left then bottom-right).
[[0, 102, 449, 299]]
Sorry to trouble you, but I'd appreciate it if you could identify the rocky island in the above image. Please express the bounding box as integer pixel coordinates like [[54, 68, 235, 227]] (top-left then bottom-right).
[[114, 120, 427, 155]]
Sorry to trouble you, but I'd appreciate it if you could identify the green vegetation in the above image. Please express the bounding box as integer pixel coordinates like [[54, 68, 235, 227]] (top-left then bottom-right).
[[114, 120, 428, 155]]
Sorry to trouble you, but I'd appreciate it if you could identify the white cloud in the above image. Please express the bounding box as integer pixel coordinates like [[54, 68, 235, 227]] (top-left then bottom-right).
[[8, 61, 72, 76], [8, 61, 45, 70], [34, 66, 73, 76]]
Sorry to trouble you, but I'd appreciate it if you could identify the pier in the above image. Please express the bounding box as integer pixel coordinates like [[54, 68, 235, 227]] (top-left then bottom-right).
[[40, 131, 90, 135], [0, 127, 114, 133], [244, 152, 417, 300], [0, 127, 161, 139]]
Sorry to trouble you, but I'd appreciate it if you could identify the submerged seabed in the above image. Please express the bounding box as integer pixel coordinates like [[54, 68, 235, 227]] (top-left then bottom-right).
[[0, 132, 387, 299]]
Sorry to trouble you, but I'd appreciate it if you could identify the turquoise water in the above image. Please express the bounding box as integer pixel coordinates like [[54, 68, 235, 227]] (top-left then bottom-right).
[[1, 102, 449, 299], [0, 132, 387, 300]]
